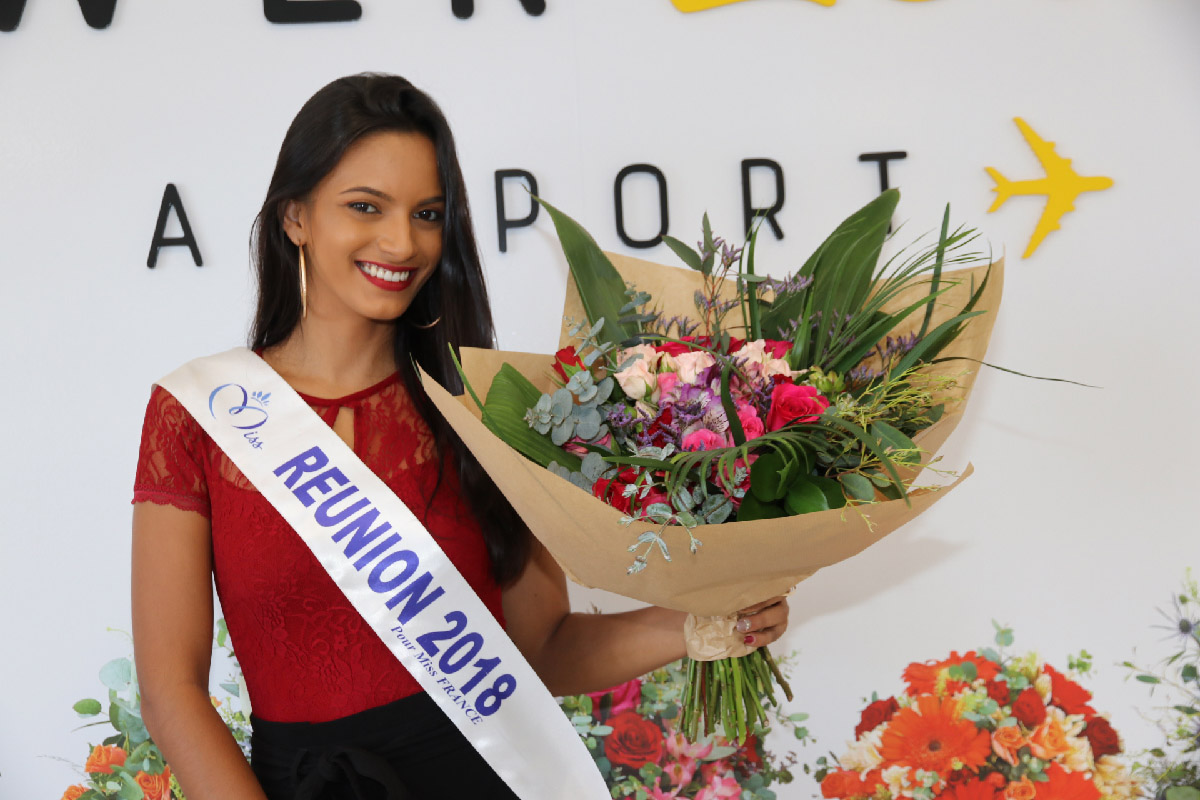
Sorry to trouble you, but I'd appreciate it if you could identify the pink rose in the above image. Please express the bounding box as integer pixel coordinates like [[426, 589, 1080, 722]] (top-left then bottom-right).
[[672, 351, 715, 384], [735, 403, 765, 440], [765, 383, 830, 431], [614, 345, 660, 400], [682, 428, 729, 452], [587, 678, 642, 720], [653, 371, 680, 404]]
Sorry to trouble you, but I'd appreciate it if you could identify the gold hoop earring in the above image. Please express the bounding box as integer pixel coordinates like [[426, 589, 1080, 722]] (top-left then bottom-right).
[[298, 246, 308, 319], [408, 314, 441, 330]]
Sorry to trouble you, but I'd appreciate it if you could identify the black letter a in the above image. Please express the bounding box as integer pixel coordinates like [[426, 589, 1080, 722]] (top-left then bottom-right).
[[1, 0, 117, 32], [147, 184, 203, 269]]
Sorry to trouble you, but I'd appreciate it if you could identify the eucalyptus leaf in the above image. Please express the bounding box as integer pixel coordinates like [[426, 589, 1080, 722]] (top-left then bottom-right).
[[99, 658, 133, 692], [550, 416, 576, 446], [483, 364, 582, 472], [840, 473, 876, 501], [581, 452, 612, 482]]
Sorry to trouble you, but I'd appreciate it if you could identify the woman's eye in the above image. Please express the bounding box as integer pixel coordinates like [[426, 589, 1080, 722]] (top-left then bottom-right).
[[349, 201, 379, 214], [415, 208, 444, 223]]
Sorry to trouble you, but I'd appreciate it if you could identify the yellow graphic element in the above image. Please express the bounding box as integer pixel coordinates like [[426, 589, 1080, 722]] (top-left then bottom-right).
[[672, 0, 936, 10], [986, 118, 1114, 259], [673, 0, 834, 11]]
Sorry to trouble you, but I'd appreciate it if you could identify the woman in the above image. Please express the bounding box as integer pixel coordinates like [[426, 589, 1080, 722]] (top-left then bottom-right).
[[131, 73, 789, 800]]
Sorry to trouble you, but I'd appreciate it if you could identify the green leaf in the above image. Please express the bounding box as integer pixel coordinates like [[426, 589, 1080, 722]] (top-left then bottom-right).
[[769, 190, 898, 362], [74, 698, 103, 716], [749, 450, 791, 502], [736, 493, 787, 521], [918, 204, 952, 341], [840, 473, 876, 501], [809, 475, 847, 509], [784, 480, 830, 516], [536, 197, 640, 346], [1135, 675, 1161, 684], [1181, 664, 1198, 681], [1165, 788, 1200, 800], [661, 235, 703, 272]]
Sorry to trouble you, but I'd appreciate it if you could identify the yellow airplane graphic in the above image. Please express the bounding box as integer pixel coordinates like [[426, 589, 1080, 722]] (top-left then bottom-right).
[[986, 118, 1114, 259], [672, 0, 934, 10]]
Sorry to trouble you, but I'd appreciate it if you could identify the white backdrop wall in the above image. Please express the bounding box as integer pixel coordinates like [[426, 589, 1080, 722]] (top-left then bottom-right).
[[2, 1, 1198, 797]]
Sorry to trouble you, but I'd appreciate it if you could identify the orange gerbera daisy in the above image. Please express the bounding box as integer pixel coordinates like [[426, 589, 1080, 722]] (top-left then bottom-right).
[[879, 695, 992, 774]]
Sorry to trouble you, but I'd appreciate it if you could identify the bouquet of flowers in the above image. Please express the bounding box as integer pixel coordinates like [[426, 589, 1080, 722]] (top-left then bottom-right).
[[58, 622, 250, 800], [1123, 571, 1200, 800], [558, 657, 806, 799], [424, 189, 1003, 742], [817, 627, 1139, 800]]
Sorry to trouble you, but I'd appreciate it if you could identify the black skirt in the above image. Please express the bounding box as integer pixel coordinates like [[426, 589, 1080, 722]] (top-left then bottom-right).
[[250, 692, 523, 800]]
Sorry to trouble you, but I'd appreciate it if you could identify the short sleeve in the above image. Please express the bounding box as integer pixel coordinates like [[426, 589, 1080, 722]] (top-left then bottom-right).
[[132, 385, 211, 518]]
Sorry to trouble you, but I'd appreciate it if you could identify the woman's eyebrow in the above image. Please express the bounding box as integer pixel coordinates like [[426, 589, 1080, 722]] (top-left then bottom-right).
[[339, 186, 393, 201]]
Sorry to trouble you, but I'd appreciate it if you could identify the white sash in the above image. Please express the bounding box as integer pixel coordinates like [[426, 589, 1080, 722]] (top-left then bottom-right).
[[159, 347, 608, 800]]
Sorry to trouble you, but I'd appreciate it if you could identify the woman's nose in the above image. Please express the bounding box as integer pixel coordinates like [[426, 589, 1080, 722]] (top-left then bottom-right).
[[378, 217, 416, 261]]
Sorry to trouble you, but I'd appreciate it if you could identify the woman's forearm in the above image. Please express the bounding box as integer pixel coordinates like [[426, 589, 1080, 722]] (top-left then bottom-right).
[[141, 684, 267, 800], [534, 605, 688, 696]]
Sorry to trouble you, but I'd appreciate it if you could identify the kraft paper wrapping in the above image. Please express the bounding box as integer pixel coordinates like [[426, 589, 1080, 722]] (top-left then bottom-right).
[[422, 253, 1002, 618], [684, 614, 757, 661]]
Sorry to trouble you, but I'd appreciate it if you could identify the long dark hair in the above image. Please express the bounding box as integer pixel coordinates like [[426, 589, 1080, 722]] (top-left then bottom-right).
[[249, 73, 531, 586]]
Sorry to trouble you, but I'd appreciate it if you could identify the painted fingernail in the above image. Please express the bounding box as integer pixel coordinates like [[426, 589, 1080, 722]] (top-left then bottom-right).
[[736, 618, 752, 633], [743, 635, 755, 645]]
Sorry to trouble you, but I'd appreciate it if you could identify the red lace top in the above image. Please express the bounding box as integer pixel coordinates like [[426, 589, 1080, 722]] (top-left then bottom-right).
[[132, 373, 505, 723]]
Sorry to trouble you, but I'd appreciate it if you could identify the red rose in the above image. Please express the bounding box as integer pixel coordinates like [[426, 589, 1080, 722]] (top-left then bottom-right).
[[1082, 716, 1121, 758], [655, 341, 693, 357], [763, 339, 791, 359], [1011, 687, 1047, 728], [765, 383, 830, 431], [986, 680, 1011, 705], [592, 477, 633, 514], [645, 407, 675, 448], [552, 346, 584, 381], [1042, 665, 1095, 716], [675, 335, 745, 354], [855, 697, 900, 737], [604, 711, 664, 771]]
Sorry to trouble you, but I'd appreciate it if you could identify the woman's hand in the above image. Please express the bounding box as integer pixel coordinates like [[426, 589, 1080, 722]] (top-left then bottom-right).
[[734, 595, 790, 649]]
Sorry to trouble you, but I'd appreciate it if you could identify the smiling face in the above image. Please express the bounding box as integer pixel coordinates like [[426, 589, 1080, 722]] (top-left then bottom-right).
[[283, 130, 445, 325]]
